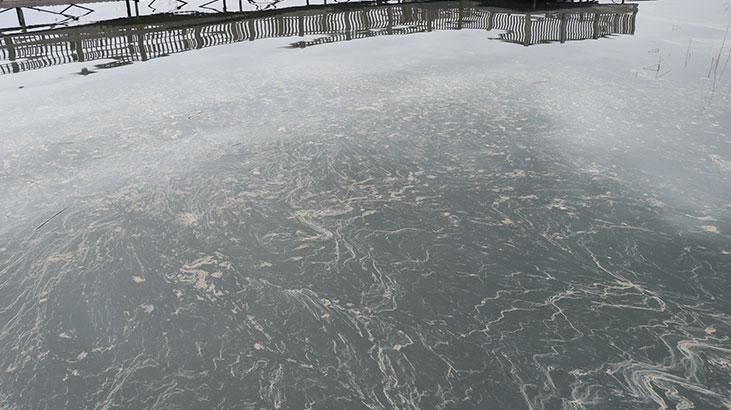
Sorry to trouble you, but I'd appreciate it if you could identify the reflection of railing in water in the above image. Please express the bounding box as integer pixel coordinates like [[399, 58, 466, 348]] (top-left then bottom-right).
[[0, 1, 638, 74]]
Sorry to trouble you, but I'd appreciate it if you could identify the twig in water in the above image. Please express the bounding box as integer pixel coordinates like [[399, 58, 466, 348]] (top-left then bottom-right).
[[35, 207, 67, 231]]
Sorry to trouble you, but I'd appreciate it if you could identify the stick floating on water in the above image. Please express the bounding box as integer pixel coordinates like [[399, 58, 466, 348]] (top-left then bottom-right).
[[35, 208, 67, 231]]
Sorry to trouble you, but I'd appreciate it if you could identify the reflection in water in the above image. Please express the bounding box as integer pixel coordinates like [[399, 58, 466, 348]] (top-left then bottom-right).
[[0, 1, 637, 74]]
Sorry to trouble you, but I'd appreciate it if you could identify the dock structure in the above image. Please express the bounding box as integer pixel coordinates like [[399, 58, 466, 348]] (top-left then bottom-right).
[[0, 1, 638, 74]]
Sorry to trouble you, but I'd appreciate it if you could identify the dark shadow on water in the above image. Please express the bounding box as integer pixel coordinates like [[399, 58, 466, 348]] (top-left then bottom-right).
[[0, 0, 638, 74]]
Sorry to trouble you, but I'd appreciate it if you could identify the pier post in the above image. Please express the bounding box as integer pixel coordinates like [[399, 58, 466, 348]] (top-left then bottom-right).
[[3, 35, 20, 73], [457, 0, 463, 30], [15, 8, 26, 30]]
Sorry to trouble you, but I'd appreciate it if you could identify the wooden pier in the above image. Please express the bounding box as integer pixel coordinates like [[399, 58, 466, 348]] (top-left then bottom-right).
[[0, 1, 638, 74]]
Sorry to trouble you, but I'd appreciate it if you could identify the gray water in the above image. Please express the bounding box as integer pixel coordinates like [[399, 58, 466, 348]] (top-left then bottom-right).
[[1, 0, 730, 408]]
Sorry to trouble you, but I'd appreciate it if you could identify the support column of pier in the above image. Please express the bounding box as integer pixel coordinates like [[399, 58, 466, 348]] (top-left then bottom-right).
[[15, 8, 26, 31], [2, 35, 20, 73], [524, 12, 531, 46]]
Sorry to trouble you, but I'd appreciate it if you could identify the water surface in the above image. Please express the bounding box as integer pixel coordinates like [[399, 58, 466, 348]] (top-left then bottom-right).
[[0, 0, 730, 408]]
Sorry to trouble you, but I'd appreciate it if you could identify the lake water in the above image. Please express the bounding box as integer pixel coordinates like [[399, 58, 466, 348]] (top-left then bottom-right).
[[0, 0, 730, 408]]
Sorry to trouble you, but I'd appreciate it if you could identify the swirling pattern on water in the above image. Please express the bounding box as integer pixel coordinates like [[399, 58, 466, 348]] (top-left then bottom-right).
[[1, 1, 730, 408]]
